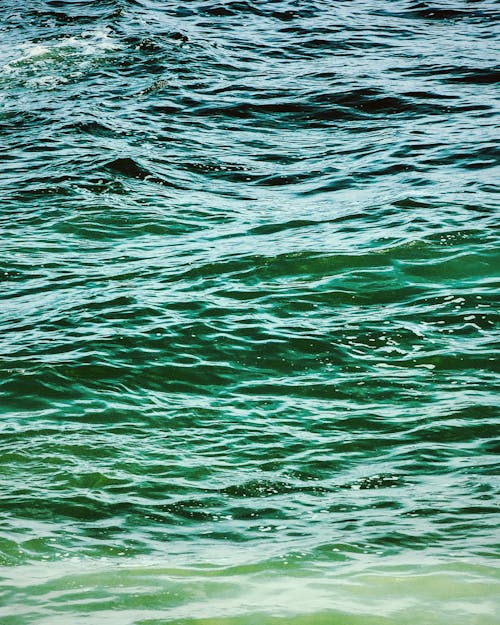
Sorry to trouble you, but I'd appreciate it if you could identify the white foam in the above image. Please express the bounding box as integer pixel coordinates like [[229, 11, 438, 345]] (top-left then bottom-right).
[[1, 27, 120, 85]]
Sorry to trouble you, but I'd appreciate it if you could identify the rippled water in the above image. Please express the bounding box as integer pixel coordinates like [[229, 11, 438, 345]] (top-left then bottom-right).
[[1, 1, 499, 623]]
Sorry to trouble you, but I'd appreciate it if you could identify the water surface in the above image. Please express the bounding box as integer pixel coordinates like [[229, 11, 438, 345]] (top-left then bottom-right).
[[0, 1, 499, 623]]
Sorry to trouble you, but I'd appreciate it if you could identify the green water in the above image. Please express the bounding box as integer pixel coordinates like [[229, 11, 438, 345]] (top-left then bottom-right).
[[1, 0, 499, 623], [2, 555, 499, 624]]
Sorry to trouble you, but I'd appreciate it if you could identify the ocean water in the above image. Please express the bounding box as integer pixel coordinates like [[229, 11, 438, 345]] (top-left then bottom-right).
[[0, 1, 499, 623]]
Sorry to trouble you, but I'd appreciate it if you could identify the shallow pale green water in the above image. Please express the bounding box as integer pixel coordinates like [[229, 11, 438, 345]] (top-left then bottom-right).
[[1, 554, 499, 625], [0, 0, 499, 623]]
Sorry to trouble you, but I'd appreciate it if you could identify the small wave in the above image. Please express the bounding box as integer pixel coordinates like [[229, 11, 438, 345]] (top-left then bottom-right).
[[402, 2, 498, 21], [103, 157, 179, 187]]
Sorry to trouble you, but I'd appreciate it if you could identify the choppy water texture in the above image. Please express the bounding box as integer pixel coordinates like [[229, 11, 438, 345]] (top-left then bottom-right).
[[1, 1, 499, 623]]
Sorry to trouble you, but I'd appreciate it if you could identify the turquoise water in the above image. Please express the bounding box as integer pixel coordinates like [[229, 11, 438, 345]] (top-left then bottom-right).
[[0, 1, 499, 623]]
